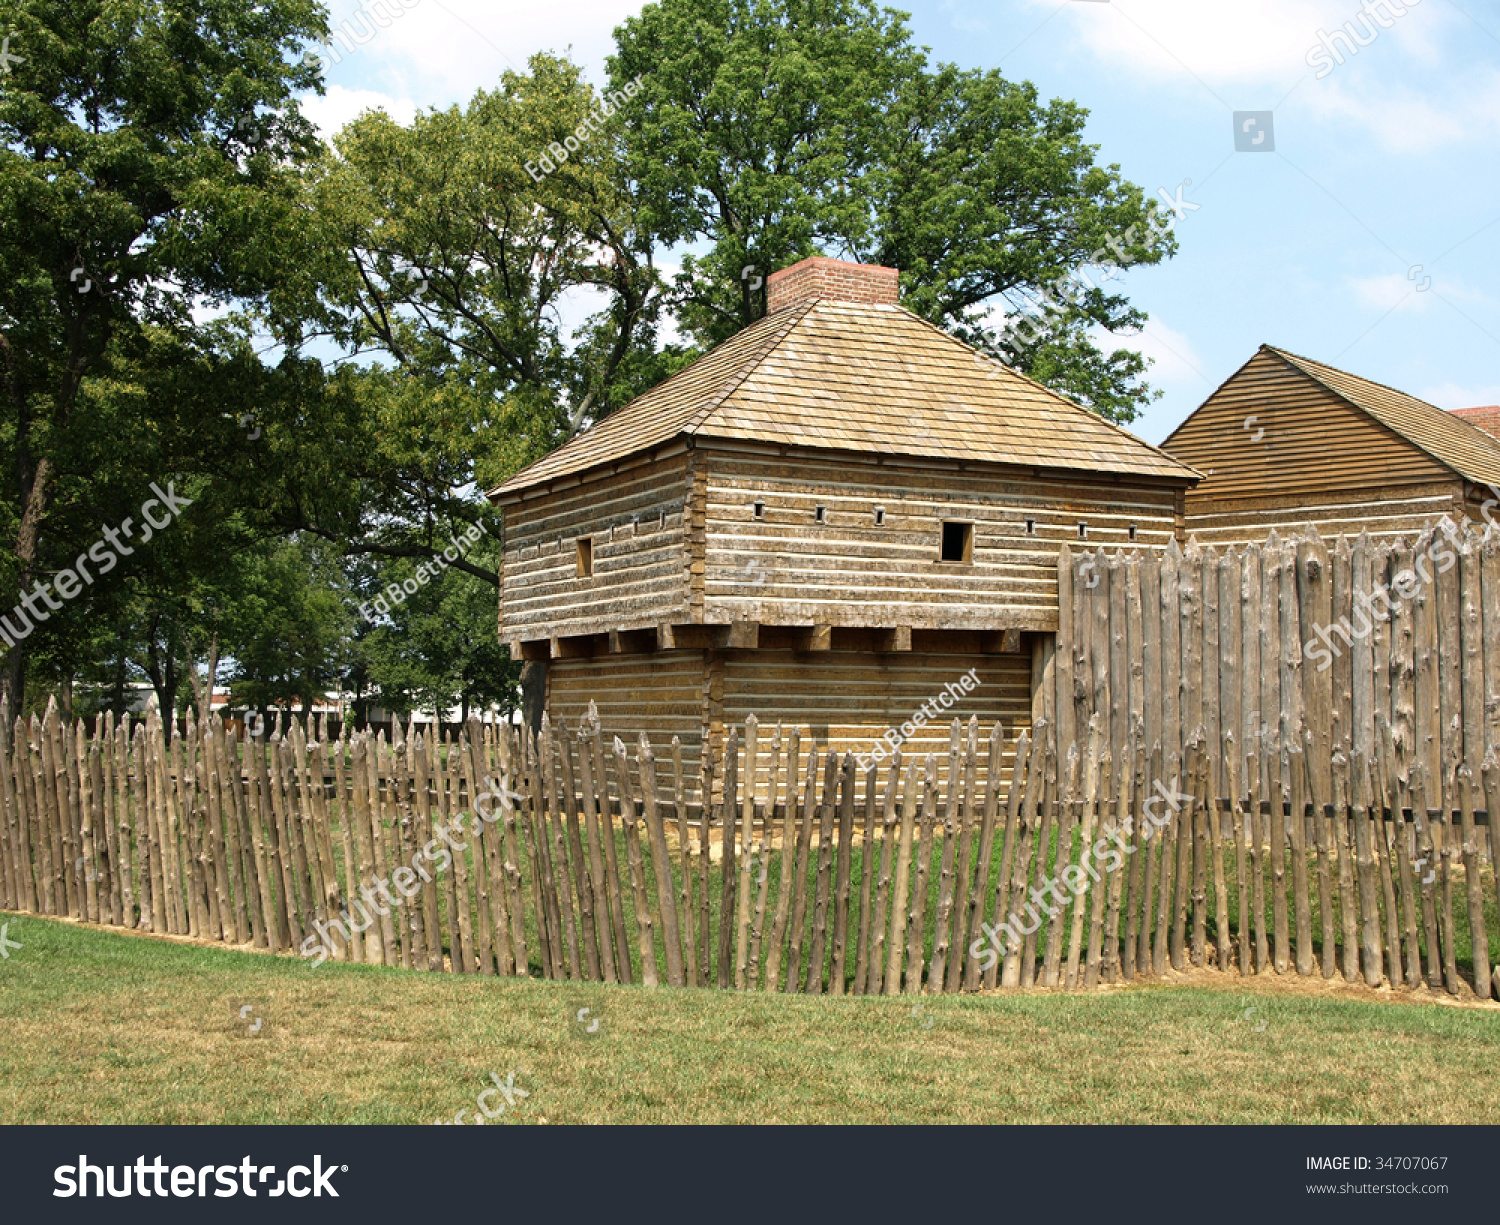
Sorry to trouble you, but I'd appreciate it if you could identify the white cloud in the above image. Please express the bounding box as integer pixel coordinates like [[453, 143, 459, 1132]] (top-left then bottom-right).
[[299, 85, 418, 142], [1417, 381, 1500, 411], [1303, 69, 1500, 151], [1349, 271, 1436, 313], [319, 0, 647, 101], [1033, 0, 1353, 83], [1348, 271, 1487, 314], [1105, 317, 1214, 388], [1034, 0, 1461, 115]]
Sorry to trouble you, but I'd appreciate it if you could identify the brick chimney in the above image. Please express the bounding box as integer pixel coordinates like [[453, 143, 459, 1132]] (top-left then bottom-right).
[[1451, 404, 1500, 443], [766, 255, 900, 314]]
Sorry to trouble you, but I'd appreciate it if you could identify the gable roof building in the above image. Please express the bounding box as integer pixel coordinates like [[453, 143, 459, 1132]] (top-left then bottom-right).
[[1161, 344, 1500, 545]]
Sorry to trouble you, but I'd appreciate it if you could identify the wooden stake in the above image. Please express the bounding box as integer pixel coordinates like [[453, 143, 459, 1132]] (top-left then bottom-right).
[[764, 729, 800, 992], [639, 734, 684, 987], [829, 753, 857, 994], [1457, 764, 1490, 998], [945, 718, 980, 993], [807, 749, 840, 994], [1302, 724, 1335, 978], [883, 753, 918, 995], [716, 726, 739, 988], [733, 716, 758, 990], [785, 738, 819, 993], [961, 723, 1004, 993], [1288, 736, 1313, 975], [614, 737, 657, 987], [672, 736, 698, 987]]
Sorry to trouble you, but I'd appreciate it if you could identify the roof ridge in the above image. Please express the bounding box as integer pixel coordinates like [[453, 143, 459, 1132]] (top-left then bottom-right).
[[1268, 345, 1439, 409], [1265, 345, 1500, 485], [682, 298, 815, 435], [894, 305, 1202, 478]]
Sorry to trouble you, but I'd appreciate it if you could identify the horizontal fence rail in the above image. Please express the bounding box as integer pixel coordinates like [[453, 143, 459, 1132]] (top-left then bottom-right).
[[0, 696, 1495, 997]]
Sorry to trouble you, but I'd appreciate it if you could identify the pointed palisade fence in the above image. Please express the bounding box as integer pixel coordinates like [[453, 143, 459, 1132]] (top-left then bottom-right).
[[0, 688, 1495, 996]]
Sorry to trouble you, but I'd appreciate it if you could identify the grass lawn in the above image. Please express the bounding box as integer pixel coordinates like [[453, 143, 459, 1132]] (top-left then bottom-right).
[[2, 911, 1497, 1125]]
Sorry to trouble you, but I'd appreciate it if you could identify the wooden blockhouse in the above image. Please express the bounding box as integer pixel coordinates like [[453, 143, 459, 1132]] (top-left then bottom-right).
[[489, 256, 1199, 792], [1162, 345, 1500, 546]]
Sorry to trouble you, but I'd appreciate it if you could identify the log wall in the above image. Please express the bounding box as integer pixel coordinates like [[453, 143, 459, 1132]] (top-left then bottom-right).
[[700, 444, 1180, 632], [499, 452, 690, 641]]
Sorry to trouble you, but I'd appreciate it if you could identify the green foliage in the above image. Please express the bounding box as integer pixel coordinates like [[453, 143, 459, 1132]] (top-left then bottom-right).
[[0, 0, 1186, 719], [221, 536, 354, 716], [0, 0, 331, 706], [351, 535, 521, 723], [610, 0, 1172, 421]]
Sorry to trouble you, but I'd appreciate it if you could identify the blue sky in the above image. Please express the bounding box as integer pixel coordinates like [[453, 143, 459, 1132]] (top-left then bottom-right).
[[305, 0, 1500, 445]]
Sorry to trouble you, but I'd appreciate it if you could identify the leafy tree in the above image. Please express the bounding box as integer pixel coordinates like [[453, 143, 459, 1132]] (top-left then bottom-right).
[[218, 536, 354, 717], [353, 542, 521, 726], [282, 53, 692, 717], [0, 0, 329, 708], [608, 0, 1175, 422]]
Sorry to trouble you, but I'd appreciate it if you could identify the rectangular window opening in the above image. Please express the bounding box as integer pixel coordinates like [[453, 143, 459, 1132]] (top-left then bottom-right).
[[814, 505, 827, 524], [752, 500, 765, 520], [1077, 522, 1088, 540], [576, 537, 593, 578], [1128, 523, 1138, 541], [874, 506, 886, 526], [1024, 517, 1036, 536], [940, 520, 973, 564]]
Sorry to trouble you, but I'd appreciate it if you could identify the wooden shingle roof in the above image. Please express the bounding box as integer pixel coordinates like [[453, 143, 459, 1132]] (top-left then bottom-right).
[[1268, 347, 1500, 488], [491, 299, 1198, 498]]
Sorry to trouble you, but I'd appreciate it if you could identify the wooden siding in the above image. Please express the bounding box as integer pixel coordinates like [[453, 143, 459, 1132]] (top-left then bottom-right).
[[719, 648, 1034, 802], [500, 455, 691, 641], [1164, 349, 1451, 507], [545, 651, 707, 793], [1184, 481, 1467, 547], [701, 445, 1180, 631], [545, 645, 1032, 809]]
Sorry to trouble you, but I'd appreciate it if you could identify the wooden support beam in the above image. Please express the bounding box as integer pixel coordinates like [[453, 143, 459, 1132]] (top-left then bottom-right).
[[979, 629, 1025, 654], [656, 622, 676, 651], [874, 626, 912, 652], [728, 621, 759, 650], [610, 628, 658, 655], [796, 624, 832, 652], [518, 639, 551, 661]]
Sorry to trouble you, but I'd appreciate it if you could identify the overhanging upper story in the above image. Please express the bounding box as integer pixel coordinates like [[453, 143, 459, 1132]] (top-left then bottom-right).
[[489, 257, 1200, 660]]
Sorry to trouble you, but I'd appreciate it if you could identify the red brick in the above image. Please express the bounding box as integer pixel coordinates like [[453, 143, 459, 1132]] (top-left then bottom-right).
[[766, 256, 899, 314]]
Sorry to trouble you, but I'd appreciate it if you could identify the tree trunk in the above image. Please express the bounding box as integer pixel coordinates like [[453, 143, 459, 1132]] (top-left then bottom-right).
[[520, 660, 546, 733]]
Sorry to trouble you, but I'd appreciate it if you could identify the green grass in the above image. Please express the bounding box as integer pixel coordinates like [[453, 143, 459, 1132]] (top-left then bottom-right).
[[2, 911, 1498, 1125]]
